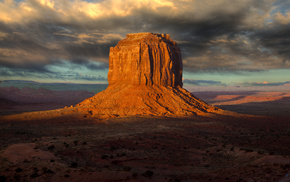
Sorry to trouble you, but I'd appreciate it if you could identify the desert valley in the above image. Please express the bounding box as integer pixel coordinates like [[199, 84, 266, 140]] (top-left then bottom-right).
[[0, 33, 289, 182], [0, 89, 289, 181]]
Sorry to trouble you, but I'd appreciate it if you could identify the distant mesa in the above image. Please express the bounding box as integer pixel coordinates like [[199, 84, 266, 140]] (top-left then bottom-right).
[[75, 32, 220, 118]]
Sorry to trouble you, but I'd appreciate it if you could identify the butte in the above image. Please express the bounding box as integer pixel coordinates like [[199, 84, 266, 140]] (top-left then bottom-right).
[[75, 32, 220, 118]]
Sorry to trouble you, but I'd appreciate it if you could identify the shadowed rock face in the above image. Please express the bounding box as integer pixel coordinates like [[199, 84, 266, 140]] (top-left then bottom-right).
[[77, 33, 219, 117]]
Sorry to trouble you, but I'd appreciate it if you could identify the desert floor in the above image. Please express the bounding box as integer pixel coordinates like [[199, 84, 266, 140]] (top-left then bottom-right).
[[0, 88, 290, 181]]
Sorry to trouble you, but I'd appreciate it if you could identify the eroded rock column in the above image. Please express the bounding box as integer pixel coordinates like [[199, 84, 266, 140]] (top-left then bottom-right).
[[108, 33, 183, 87]]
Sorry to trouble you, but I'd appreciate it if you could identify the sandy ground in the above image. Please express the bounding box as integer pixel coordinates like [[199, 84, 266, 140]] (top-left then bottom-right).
[[0, 87, 290, 181]]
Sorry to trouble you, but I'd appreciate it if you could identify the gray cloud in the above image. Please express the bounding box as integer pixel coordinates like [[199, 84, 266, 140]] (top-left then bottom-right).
[[0, 0, 289, 81], [0, 65, 107, 82], [252, 23, 290, 58], [244, 81, 290, 86], [69, 58, 109, 70], [183, 79, 223, 86]]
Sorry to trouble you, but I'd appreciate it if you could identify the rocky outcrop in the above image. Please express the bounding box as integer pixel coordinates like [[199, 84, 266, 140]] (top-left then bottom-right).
[[108, 33, 183, 87], [76, 32, 219, 117]]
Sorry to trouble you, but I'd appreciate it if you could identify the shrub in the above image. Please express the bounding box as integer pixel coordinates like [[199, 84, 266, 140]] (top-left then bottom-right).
[[73, 140, 78, 145], [48, 145, 55, 150], [70, 162, 78, 168], [142, 170, 154, 178], [101, 154, 109, 159]]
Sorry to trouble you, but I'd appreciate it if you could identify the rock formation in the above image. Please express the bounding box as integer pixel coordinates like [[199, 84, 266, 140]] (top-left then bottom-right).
[[108, 33, 182, 87], [76, 32, 219, 117]]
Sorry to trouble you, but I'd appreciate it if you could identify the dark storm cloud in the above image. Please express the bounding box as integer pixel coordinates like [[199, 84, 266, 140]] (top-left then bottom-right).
[[139, 8, 244, 39], [138, 11, 242, 59], [64, 42, 112, 60], [0, 22, 13, 34], [252, 23, 290, 58], [70, 58, 109, 70], [0, 0, 289, 81], [123, 0, 287, 72], [0, 21, 116, 72]]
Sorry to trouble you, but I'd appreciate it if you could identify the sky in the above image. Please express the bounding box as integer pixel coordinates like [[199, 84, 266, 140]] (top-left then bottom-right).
[[0, 0, 290, 86]]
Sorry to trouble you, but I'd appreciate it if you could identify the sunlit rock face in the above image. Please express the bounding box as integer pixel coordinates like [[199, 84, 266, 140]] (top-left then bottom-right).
[[108, 33, 183, 87], [76, 33, 219, 118]]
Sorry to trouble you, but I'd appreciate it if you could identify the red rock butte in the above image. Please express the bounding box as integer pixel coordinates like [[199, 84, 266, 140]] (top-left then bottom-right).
[[76, 32, 219, 117]]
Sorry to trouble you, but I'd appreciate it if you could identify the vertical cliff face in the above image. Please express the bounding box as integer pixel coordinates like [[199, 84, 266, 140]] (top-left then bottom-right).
[[76, 33, 220, 118], [108, 33, 183, 87]]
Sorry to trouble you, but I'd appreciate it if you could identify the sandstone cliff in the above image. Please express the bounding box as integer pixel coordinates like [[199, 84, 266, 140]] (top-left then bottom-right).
[[108, 33, 182, 87], [76, 32, 219, 117]]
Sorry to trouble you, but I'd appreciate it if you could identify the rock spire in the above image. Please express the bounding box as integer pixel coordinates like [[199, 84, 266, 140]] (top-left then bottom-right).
[[76, 32, 219, 117]]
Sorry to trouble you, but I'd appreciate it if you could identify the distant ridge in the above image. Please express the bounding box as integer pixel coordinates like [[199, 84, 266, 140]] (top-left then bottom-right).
[[0, 80, 108, 93]]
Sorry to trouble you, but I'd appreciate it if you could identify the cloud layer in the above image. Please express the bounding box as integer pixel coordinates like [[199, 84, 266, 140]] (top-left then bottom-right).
[[0, 0, 290, 82]]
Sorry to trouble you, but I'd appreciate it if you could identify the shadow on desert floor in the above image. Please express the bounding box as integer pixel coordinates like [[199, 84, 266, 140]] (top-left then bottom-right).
[[0, 114, 289, 182]]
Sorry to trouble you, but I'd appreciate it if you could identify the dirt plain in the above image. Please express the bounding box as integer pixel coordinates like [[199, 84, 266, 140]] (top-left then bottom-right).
[[0, 89, 290, 182]]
